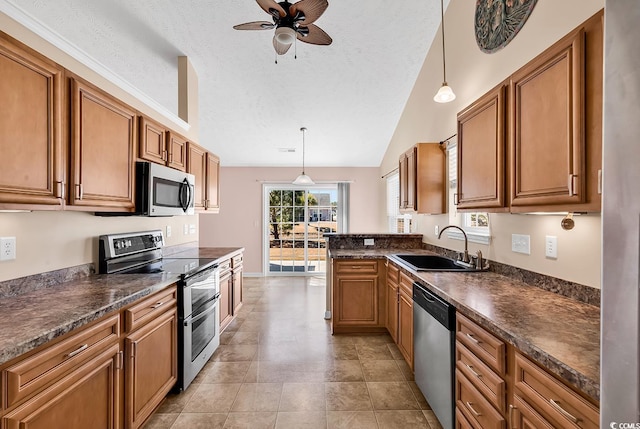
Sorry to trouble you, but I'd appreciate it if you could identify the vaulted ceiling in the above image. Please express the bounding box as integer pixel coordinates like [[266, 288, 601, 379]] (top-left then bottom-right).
[[2, 0, 448, 167]]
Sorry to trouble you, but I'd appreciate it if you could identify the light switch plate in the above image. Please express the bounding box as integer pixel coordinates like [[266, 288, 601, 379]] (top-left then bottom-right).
[[545, 235, 558, 259], [189, 224, 196, 235], [364, 238, 375, 246], [183, 224, 189, 235], [434, 225, 439, 236], [0, 237, 16, 261], [166, 225, 172, 238], [511, 234, 530, 255]]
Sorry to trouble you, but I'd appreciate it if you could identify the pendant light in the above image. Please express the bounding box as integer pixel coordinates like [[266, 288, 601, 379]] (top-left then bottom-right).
[[293, 127, 315, 185], [433, 0, 456, 103]]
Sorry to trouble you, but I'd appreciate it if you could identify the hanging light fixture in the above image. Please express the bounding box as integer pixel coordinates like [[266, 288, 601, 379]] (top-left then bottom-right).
[[434, 0, 456, 103], [293, 127, 315, 185]]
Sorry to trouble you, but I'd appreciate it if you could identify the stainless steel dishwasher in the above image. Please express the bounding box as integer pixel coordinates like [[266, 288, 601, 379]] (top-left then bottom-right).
[[413, 282, 455, 429]]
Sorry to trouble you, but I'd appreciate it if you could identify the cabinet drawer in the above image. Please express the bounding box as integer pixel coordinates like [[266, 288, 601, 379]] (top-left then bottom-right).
[[232, 254, 243, 269], [511, 395, 556, 429], [386, 261, 399, 285], [399, 271, 413, 295], [124, 285, 177, 333], [456, 312, 506, 375], [456, 342, 506, 413], [219, 258, 232, 276], [456, 369, 505, 429], [514, 352, 598, 429], [4, 313, 120, 409], [334, 260, 379, 274], [456, 407, 476, 429]]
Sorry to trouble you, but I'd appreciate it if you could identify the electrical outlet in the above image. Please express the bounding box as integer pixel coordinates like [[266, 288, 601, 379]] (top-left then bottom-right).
[[434, 225, 439, 236], [0, 237, 16, 261], [189, 224, 196, 235], [166, 225, 172, 238], [364, 238, 375, 246], [511, 234, 530, 255], [545, 235, 558, 259], [183, 224, 189, 235]]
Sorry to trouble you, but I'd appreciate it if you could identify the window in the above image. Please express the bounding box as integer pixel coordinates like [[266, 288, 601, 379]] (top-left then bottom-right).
[[386, 173, 412, 233]]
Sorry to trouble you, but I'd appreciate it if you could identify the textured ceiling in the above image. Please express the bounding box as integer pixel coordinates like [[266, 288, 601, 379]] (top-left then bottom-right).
[[4, 0, 447, 167]]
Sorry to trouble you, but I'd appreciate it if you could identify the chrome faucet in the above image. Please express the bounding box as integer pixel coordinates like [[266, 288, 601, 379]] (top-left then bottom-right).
[[437, 225, 470, 264]]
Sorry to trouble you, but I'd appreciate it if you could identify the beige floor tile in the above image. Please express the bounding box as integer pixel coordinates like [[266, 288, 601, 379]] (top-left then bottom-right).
[[231, 383, 283, 412], [356, 344, 395, 361], [228, 331, 260, 345], [330, 343, 359, 360], [423, 410, 444, 429], [351, 335, 394, 345], [141, 413, 178, 429], [396, 359, 415, 381], [325, 382, 372, 411], [183, 383, 242, 413], [223, 412, 277, 429], [220, 331, 236, 345], [244, 361, 259, 382], [213, 344, 258, 362], [375, 410, 431, 429], [326, 411, 379, 429], [202, 361, 252, 383], [324, 360, 364, 382], [155, 389, 196, 414], [408, 381, 431, 410], [361, 360, 405, 381], [367, 382, 420, 410], [386, 343, 404, 360], [279, 383, 326, 411], [169, 413, 228, 429], [274, 411, 327, 429]]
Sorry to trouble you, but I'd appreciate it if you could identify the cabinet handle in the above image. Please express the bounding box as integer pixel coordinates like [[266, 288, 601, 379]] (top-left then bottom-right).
[[549, 399, 580, 423], [568, 174, 577, 196], [75, 183, 84, 200], [116, 350, 123, 370], [454, 192, 459, 206], [151, 301, 164, 309], [163, 150, 168, 161], [65, 344, 88, 358], [508, 404, 515, 429], [465, 401, 482, 417], [466, 333, 481, 344], [351, 266, 362, 269], [597, 169, 602, 194], [465, 363, 482, 378], [55, 181, 64, 199], [131, 341, 137, 358]]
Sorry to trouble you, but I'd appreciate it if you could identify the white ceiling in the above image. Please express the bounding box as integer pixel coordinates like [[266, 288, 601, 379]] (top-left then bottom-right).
[[4, 0, 447, 167]]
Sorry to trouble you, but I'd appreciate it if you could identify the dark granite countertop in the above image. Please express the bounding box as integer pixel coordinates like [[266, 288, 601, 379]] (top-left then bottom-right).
[[329, 248, 600, 402], [0, 247, 244, 367]]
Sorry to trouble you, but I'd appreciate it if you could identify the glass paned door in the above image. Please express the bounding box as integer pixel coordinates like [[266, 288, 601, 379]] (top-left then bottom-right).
[[265, 186, 338, 274]]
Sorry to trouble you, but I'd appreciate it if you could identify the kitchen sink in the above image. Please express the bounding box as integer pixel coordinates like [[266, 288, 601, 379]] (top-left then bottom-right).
[[390, 254, 485, 272]]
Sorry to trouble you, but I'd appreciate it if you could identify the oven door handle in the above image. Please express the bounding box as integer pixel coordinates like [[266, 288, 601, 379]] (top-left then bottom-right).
[[191, 284, 218, 291], [184, 299, 219, 327]]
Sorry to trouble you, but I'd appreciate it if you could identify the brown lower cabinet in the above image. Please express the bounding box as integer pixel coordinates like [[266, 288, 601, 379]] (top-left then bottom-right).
[[219, 253, 244, 332], [397, 272, 413, 370], [0, 285, 178, 429], [455, 311, 599, 429]]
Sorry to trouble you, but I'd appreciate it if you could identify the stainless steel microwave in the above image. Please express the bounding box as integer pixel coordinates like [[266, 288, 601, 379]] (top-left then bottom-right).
[[136, 162, 195, 216]]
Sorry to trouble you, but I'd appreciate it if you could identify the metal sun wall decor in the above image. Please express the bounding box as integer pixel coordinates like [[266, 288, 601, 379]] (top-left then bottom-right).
[[475, 0, 538, 53]]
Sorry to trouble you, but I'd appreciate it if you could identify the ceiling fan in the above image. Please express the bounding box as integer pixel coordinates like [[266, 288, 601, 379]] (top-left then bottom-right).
[[233, 0, 332, 56]]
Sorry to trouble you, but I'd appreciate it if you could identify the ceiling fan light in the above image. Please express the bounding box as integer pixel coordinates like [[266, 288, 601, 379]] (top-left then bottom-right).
[[434, 83, 456, 103], [275, 27, 296, 45], [293, 173, 315, 185]]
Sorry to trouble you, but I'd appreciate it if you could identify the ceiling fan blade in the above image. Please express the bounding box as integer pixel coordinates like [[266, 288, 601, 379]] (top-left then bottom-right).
[[273, 37, 292, 55], [233, 21, 276, 30], [297, 24, 332, 45], [256, 0, 286, 18], [290, 0, 328, 25]]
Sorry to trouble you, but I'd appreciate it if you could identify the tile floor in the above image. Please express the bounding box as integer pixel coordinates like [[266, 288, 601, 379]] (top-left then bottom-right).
[[144, 276, 444, 429]]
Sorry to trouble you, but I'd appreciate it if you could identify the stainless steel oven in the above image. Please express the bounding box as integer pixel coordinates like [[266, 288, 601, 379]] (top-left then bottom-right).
[[98, 230, 221, 391], [181, 264, 220, 389]]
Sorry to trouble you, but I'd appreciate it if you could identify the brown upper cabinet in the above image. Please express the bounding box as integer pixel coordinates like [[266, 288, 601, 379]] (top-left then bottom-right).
[[457, 84, 507, 211], [187, 142, 220, 213], [398, 143, 446, 214], [138, 116, 188, 172], [69, 77, 137, 211], [456, 10, 603, 213], [0, 34, 65, 210]]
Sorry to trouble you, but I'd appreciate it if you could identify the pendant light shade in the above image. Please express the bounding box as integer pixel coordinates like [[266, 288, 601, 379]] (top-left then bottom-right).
[[293, 127, 314, 185], [434, 0, 456, 103]]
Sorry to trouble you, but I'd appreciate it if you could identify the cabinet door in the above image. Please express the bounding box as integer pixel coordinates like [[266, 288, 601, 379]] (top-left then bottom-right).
[[187, 142, 207, 210], [232, 268, 243, 315], [457, 83, 506, 210], [219, 271, 233, 331], [125, 309, 177, 429], [205, 152, 220, 212], [167, 132, 188, 172], [138, 116, 167, 165], [511, 397, 555, 429], [405, 148, 416, 210], [3, 344, 121, 429], [0, 35, 64, 208], [334, 276, 380, 326], [70, 78, 136, 210], [509, 29, 585, 207], [386, 281, 399, 343], [398, 155, 408, 209], [397, 287, 413, 369]]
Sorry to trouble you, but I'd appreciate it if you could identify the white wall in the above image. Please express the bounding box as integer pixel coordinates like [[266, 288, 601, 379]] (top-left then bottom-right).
[[199, 167, 383, 274], [380, 0, 605, 288]]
